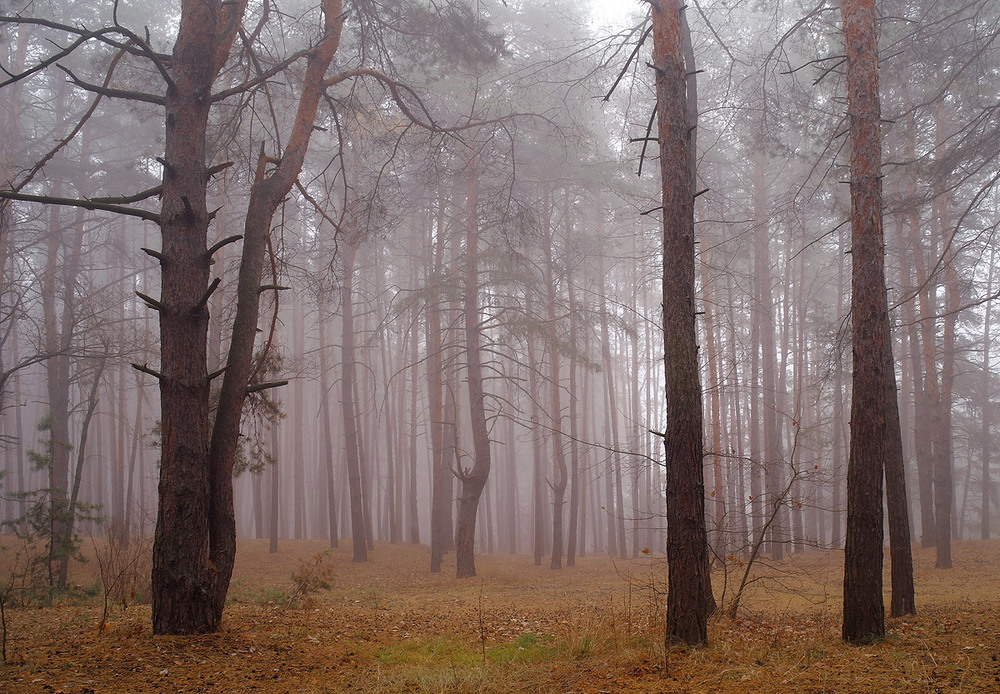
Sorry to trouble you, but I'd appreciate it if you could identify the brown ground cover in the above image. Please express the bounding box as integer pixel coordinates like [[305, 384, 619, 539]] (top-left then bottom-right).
[[1, 538, 998, 693]]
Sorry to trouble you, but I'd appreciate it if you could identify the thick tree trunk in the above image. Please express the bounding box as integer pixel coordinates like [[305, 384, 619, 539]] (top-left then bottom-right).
[[153, 0, 341, 633], [841, 0, 897, 644], [653, 0, 712, 647], [152, 0, 222, 633]]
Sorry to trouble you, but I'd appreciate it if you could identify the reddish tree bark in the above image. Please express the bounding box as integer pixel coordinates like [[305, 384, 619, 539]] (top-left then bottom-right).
[[840, 0, 906, 643], [652, 0, 712, 647]]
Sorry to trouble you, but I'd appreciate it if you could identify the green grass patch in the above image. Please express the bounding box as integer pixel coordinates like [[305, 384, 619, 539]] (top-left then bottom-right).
[[377, 636, 481, 668], [487, 632, 556, 664], [377, 632, 557, 669]]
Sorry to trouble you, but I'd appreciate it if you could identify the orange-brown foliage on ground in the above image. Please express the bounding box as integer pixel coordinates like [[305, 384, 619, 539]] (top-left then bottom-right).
[[1, 538, 998, 693]]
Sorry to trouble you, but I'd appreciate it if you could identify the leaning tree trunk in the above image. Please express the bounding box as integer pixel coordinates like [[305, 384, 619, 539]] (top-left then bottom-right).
[[205, 0, 344, 613], [841, 0, 898, 644], [653, 0, 712, 647], [455, 163, 491, 579]]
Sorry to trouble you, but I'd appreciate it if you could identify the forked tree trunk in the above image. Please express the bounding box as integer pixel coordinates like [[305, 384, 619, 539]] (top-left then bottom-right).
[[154, 0, 342, 634], [652, 0, 712, 647], [455, 164, 491, 579], [153, 0, 241, 635]]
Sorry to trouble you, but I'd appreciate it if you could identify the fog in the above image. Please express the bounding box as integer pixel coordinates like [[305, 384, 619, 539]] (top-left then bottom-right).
[[0, 0, 996, 591]]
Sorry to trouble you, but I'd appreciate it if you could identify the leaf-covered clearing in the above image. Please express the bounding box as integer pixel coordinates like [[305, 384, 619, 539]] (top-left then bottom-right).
[[1, 538, 998, 693]]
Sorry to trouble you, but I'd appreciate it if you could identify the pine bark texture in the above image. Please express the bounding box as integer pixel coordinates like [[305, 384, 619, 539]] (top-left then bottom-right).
[[652, 0, 712, 647], [153, 0, 341, 633], [152, 0, 225, 634], [841, 0, 893, 644]]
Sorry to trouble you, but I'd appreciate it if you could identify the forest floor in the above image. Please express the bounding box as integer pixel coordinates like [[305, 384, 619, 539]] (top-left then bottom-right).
[[1, 537, 998, 693]]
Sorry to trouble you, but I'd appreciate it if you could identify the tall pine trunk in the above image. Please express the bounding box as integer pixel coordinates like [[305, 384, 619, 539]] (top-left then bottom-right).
[[653, 0, 712, 646], [841, 0, 906, 643]]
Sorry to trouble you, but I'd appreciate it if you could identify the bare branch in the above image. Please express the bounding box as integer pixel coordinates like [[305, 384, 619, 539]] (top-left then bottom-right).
[[131, 363, 163, 380], [246, 380, 289, 394], [325, 67, 532, 134], [603, 23, 653, 102], [0, 190, 160, 223], [206, 234, 244, 259], [210, 46, 313, 103], [56, 63, 165, 105]]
